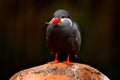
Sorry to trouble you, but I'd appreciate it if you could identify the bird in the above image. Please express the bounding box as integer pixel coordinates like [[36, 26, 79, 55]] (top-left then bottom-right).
[[46, 9, 81, 65]]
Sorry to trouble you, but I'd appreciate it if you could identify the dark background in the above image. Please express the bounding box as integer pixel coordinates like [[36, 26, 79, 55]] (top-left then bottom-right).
[[0, 0, 120, 80]]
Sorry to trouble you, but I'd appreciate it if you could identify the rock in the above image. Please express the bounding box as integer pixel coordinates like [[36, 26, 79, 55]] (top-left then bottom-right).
[[9, 62, 110, 80]]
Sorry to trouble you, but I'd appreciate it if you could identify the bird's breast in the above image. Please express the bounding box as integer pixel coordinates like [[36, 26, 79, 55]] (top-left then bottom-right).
[[48, 25, 72, 40], [47, 26, 75, 50]]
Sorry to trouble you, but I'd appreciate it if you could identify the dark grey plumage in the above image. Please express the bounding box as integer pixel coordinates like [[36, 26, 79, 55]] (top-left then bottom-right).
[[46, 9, 81, 62]]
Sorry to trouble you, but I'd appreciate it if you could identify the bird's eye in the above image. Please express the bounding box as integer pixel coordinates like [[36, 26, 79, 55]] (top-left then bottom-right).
[[61, 16, 65, 18]]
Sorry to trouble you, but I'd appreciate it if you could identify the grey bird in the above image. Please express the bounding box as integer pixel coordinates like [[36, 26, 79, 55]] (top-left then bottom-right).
[[46, 9, 81, 65]]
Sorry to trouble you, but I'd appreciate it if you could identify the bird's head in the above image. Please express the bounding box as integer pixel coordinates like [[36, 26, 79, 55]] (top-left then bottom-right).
[[54, 9, 71, 19], [47, 9, 72, 25]]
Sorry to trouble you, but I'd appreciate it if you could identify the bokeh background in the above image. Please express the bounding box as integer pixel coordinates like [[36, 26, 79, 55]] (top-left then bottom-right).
[[0, 0, 120, 80]]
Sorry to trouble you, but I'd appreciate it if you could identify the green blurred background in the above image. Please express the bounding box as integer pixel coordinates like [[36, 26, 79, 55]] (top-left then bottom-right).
[[0, 0, 120, 80]]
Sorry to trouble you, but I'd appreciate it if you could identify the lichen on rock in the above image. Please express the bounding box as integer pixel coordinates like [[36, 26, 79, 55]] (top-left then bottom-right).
[[10, 62, 110, 80]]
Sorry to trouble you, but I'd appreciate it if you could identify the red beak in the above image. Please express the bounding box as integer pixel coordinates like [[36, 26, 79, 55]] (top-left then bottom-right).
[[50, 18, 60, 24]]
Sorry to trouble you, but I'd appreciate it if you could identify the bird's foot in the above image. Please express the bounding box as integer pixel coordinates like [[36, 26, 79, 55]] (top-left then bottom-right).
[[49, 60, 59, 64], [63, 60, 73, 66]]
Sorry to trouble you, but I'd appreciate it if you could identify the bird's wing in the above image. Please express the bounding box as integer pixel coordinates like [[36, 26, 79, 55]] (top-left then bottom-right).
[[46, 24, 53, 51], [71, 22, 81, 54]]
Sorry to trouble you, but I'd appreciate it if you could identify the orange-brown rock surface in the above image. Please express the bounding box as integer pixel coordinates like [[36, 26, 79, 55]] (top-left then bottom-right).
[[10, 62, 110, 80]]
